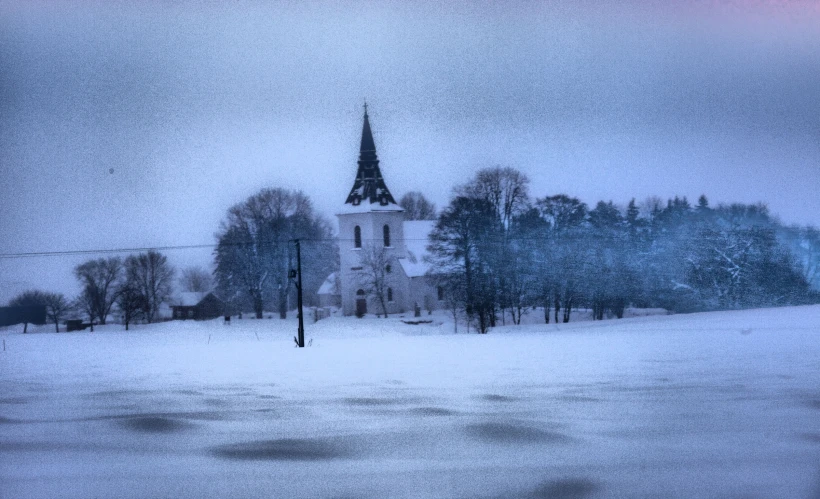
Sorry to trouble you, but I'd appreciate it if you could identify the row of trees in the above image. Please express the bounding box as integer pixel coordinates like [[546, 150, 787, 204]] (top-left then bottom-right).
[[7, 173, 817, 335], [6, 250, 187, 332], [427, 167, 819, 333], [73, 251, 175, 329]]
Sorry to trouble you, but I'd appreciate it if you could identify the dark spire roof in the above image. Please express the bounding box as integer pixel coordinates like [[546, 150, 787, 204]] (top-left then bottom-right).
[[360, 102, 376, 154], [344, 104, 399, 209]]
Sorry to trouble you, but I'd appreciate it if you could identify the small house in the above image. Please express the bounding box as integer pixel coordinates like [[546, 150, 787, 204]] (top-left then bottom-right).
[[172, 292, 224, 321]]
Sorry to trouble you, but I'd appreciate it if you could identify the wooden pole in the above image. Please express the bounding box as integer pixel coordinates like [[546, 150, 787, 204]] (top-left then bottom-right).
[[296, 239, 305, 348]]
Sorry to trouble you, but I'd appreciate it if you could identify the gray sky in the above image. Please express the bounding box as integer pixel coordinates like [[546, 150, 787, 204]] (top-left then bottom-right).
[[2, 0, 819, 303]]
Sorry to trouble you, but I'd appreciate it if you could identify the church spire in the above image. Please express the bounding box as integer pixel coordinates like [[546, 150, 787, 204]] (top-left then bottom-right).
[[359, 102, 376, 155], [344, 104, 399, 208]]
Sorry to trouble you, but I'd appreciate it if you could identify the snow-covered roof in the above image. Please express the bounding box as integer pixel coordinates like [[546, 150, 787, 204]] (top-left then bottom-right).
[[336, 201, 404, 215], [397, 220, 436, 278], [317, 272, 339, 295]]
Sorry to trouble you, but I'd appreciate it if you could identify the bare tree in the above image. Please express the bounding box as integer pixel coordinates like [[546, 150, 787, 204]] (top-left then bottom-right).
[[456, 166, 530, 231], [116, 283, 145, 331], [356, 244, 391, 317], [179, 266, 213, 293], [74, 257, 123, 325], [125, 251, 174, 323], [214, 188, 334, 319], [7, 290, 48, 333], [427, 196, 499, 333], [44, 292, 70, 333], [399, 191, 437, 220]]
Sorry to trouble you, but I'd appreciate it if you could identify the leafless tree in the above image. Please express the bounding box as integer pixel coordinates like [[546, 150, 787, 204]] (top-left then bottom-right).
[[399, 191, 437, 220], [214, 188, 335, 319], [116, 283, 145, 331], [456, 166, 530, 231], [44, 292, 70, 333], [125, 251, 174, 323], [356, 244, 391, 317], [179, 266, 213, 293], [74, 257, 123, 325], [7, 290, 48, 333]]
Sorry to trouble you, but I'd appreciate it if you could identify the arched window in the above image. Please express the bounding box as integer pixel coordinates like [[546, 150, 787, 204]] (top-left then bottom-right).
[[437, 286, 444, 301], [356, 289, 365, 296], [387, 287, 393, 302], [354, 225, 362, 248], [383, 224, 391, 247], [385, 264, 392, 274]]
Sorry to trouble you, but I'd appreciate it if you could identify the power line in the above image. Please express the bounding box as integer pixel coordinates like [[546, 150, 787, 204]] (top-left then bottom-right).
[[0, 230, 789, 260]]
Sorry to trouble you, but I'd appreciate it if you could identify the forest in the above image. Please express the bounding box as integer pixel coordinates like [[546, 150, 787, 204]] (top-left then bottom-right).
[[427, 168, 819, 332]]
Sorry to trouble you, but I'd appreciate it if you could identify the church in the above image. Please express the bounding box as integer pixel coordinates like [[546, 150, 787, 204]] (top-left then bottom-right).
[[334, 106, 443, 317]]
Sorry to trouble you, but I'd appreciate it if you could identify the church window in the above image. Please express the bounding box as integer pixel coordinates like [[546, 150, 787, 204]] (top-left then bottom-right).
[[354, 225, 362, 248], [387, 287, 393, 302], [383, 224, 390, 247], [385, 264, 391, 274], [437, 286, 444, 301]]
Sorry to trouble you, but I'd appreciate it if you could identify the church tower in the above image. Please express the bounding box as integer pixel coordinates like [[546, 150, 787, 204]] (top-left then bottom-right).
[[336, 105, 406, 316]]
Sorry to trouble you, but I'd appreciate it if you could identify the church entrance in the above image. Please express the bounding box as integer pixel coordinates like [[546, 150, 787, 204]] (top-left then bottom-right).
[[355, 289, 367, 317]]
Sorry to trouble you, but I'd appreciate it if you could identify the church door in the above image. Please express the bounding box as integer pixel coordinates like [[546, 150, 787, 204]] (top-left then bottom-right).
[[355, 289, 367, 317]]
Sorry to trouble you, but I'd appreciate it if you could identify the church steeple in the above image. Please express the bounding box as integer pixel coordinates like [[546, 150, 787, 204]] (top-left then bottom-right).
[[344, 104, 399, 208]]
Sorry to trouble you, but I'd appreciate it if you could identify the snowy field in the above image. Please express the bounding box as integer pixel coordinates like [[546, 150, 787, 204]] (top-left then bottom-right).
[[1, 307, 820, 499]]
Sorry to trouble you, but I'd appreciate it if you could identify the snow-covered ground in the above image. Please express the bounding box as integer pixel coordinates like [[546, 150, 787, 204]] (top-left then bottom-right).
[[1, 307, 819, 498]]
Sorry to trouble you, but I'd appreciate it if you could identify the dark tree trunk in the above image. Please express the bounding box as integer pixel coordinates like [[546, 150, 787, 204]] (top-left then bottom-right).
[[23, 322, 28, 334], [54, 321, 59, 333], [253, 295, 264, 319], [278, 288, 287, 319], [544, 297, 550, 324], [563, 296, 572, 323], [554, 294, 560, 324], [613, 297, 625, 319]]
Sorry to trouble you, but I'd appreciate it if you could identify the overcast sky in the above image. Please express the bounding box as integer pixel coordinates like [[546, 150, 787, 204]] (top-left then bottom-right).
[[2, 0, 819, 303]]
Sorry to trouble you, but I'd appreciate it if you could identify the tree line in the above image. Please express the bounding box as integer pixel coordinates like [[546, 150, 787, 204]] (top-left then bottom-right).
[[5, 253, 215, 332], [6, 173, 817, 334], [427, 167, 819, 333]]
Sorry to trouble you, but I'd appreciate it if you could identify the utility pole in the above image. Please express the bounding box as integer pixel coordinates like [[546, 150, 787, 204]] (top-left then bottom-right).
[[291, 239, 305, 348]]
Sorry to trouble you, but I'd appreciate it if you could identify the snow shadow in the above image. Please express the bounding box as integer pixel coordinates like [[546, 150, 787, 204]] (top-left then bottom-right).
[[342, 396, 418, 407], [210, 438, 354, 461], [469, 477, 601, 499], [801, 433, 820, 444], [84, 389, 153, 399], [516, 477, 600, 499], [119, 416, 195, 434], [802, 397, 820, 410], [0, 396, 32, 405], [464, 422, 572, 444], [407, 407, 459, 416], [480, 394, 517, 403]]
